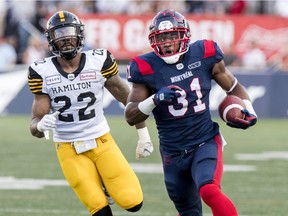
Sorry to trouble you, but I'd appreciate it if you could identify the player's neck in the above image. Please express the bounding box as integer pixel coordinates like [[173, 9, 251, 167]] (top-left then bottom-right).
[[57, 53, 82, 74]]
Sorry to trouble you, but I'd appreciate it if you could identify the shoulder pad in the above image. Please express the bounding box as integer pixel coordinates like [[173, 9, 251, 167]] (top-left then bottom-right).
[[203, 40, 216, 58], [28, 66, 43, 94], [132, 57, 154, 76], [101, 50, 118, 78]]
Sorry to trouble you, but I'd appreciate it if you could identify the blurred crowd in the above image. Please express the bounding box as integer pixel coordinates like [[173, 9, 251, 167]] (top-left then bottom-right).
[[0, 0, 288, 72]]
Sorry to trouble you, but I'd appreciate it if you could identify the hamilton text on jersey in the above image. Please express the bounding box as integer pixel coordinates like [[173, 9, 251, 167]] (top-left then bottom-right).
[[50, 81, 92, 94]]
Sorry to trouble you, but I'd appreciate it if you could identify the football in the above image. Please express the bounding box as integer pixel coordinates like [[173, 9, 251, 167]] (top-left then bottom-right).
[[218, 95, 246, 123]]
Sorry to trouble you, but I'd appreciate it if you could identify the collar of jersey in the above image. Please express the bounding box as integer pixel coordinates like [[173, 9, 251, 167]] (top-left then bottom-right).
[[52, 53, 86, 80]]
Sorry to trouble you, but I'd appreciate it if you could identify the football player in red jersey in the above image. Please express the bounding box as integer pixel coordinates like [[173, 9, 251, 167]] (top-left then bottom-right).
[[27, 11, 153, 216], [125, 9, 257, 216]]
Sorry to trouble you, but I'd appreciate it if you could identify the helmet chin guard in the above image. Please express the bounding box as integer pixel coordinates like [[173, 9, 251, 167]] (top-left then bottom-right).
[[148, 9, 191, 64], [161, 48, 189, 64]]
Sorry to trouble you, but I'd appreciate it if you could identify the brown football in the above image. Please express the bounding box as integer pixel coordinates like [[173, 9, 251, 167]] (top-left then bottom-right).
[[218, 95, 246, 123]]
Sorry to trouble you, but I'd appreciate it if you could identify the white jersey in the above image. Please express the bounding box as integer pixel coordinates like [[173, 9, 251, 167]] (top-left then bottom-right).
[[28, 49, 118, 142]]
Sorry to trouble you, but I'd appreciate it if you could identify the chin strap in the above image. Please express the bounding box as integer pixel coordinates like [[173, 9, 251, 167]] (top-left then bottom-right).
[[61, 49, 78, 60]]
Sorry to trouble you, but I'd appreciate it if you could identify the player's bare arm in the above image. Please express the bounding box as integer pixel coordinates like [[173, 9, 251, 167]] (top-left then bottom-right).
[[124, 82, 153, 159], [125, 83, 150, 126], [106, 71, 153, 159], [105, 73, 130, 105], [212, 60, 250, 100], [30, 94, 51, 138], [213, 60, 257, 128], [105, 74, 146, 129]]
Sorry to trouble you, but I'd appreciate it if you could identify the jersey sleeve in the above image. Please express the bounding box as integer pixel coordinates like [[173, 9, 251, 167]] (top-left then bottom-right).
[[126, 57, 153, 84], [101, 50, 119, 78], [202, 39, 224, 69], [27, 66, 44, 94], [214, 41, 224, 61]]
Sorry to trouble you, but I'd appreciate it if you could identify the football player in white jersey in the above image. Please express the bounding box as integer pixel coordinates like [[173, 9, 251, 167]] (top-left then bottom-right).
[[27, 11, 153, 216]]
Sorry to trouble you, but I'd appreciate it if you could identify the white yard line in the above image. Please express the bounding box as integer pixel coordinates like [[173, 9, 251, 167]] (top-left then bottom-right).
[[130, 163, 256, 173], [0, 164, 256, 190], [235, 151, 288, 160]]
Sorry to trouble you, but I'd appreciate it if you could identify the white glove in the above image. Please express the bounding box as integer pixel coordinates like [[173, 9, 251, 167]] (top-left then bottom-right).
[[36, 111, 60, 132], [136, 127, 153, 160]]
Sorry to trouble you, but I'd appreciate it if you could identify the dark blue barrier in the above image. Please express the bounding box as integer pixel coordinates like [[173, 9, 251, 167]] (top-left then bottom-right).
[[1, 68, 288, 118]]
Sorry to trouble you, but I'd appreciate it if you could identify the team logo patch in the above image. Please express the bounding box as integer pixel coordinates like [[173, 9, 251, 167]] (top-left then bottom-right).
[[176, 63, 184, 70], [188, 61, 201, 69], [158, 21, 173, 30], [67, 74, 75, 80], [80, 72, 96, 80], [46, 75, 61, 85]]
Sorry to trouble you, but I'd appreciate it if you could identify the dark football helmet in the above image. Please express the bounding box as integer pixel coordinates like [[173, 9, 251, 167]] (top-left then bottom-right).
[[45, 11, 84, 60], [148, 9, 191, 64]]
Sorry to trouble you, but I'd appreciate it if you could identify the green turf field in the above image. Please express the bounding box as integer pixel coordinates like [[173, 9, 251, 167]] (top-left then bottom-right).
[[0, 115, 287, 216]]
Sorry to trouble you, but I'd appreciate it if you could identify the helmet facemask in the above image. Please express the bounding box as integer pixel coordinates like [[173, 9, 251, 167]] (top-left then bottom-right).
[[148, 10, 191, 64], [45, 11, 84, 60], [149, 29, 190, 64]]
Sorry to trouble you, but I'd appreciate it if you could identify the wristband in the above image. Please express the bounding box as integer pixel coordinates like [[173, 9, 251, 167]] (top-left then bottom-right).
[[226, 78, 238, 93], [137, 127, 151, 142], [243, 99, 257, 117], [138, 95, 156, 115]]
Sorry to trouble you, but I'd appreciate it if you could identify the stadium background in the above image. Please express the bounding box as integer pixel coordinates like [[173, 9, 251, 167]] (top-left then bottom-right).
[[1, 0, 288, 118], [0, 1, 288, 216]]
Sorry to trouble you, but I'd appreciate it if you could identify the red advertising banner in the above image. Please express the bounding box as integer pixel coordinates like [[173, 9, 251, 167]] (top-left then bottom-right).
[[80, 14, 288, 61]]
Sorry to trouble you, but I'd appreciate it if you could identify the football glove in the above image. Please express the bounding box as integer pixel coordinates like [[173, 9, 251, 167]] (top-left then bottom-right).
[[153, 85, 181, 106], [37, 111, 60, 132], [136, 140, 154, 160], [226, 109, 257, 129], [136, 127, 153, 160]]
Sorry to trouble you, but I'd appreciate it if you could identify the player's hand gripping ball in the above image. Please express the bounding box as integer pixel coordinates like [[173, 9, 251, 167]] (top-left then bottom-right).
[[218, 95, 246, 123]]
